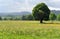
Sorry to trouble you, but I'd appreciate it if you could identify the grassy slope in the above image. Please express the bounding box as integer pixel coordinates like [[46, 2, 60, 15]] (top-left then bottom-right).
[[0, 21, 60, 39]]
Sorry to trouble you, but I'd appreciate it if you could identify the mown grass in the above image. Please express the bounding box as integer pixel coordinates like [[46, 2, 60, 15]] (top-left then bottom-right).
[[0, 20, 60, 39]]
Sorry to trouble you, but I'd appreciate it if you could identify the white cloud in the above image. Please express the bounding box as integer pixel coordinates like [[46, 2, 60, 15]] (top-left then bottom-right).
[[51, 0, 60, 2], [0, 0, 60, 12], [49, 7, 60, 10]]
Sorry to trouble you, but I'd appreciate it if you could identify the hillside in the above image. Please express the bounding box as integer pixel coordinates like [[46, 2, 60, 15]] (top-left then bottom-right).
[[51, 10, 60, 15], [0, 10, 60, 17], [0, 11, 31, 16]]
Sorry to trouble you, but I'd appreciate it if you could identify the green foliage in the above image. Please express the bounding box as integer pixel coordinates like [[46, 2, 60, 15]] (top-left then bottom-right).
[[57, 14, 60, 21], [3, 18, 7, 20], [21, 15, 27, 20], [0, 16, 2, 20], [26, 14, 34, 20], [9, 17, 13, 20], [2, 14, 34, 20], [32, 3, 50, 23], [14, 17, 21, 20], [21, 15, 34, 20], [49, 13, 56, 21]]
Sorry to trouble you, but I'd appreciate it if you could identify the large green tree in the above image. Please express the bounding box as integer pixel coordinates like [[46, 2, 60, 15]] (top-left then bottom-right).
[[32, 3, 50, 23]]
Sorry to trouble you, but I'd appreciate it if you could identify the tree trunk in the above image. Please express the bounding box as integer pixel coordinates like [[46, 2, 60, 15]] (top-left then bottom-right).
[[40, 19, 43, 23]]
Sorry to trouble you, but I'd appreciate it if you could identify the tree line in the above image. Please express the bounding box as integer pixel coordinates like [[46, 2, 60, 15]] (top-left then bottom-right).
[[0, 14, 34, 20], [0, 13, 60, 21], [49, 13, 60, 21]]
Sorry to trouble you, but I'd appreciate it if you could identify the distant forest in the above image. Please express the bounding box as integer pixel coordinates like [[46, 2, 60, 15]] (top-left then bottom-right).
[[0, 10, 60, 21]]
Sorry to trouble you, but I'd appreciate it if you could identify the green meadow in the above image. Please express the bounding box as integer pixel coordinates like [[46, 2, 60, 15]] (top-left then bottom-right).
[[0, 21, 60, 39]]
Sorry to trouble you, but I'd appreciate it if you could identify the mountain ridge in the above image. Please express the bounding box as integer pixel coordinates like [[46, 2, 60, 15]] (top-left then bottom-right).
[[0, 11, 31, 16], [51, 10, 60, 15], [0, 10, 60, 16]]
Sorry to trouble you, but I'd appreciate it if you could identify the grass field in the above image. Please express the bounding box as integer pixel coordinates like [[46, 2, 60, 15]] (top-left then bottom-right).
[[0, 20, 60, 39]]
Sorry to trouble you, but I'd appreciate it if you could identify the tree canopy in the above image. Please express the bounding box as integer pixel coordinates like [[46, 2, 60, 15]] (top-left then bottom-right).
[[32, 3, 50, 23]]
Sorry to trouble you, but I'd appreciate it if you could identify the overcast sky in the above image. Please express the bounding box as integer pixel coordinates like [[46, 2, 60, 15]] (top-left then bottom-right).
[[0, 0, 60, 12]]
